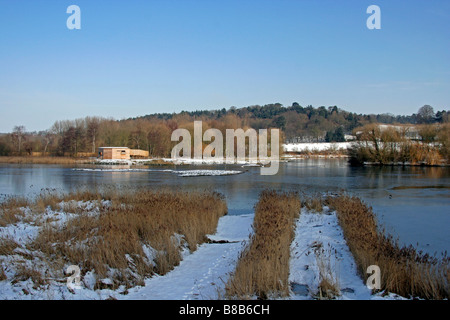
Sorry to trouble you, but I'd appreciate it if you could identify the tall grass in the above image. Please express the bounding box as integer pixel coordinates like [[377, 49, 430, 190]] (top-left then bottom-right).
[[0, 196, 30, 227], [327, 195, 449, 299], [313, 241, 340, 299], [303, 194, 324, 213], [225, 190, 301, 299], [1, 188, 227, 290], [0, 156, 87, 164]]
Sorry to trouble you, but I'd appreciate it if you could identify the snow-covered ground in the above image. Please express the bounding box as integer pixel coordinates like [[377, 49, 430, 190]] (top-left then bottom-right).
[[289, 208, 404, 300], [0, 201, 405, 300], [94, 157, 287, 167], [95, 158, 261, 166], [283, 142, 353, 153], [122, 214, 254, 300]]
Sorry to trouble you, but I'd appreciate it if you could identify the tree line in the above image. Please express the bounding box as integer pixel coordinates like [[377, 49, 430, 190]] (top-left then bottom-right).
[[0, 103, 448, 158]]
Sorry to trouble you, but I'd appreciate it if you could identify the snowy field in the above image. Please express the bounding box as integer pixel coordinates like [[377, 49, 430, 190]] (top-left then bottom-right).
[[0, 200, 406, 300]]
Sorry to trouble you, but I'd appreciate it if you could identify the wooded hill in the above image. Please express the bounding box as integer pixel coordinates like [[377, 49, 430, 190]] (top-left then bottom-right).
[[1, 103, 448, 158]]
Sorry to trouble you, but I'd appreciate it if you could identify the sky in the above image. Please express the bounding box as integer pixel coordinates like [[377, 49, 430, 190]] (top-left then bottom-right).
[[0, 0, 449, 132]]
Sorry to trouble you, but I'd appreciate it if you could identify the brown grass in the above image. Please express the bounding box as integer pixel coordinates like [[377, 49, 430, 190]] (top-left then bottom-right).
[[0, 237, 20, 256], [0, 156, 89, 165], [225, 190, 301, 299], [327, 195, 450, 299], [12, 265, 48, 289], [303, 195, 324, 213], [311, 241, 340, 299], [1, 188, 227, 290], [0, 265, 6, 281], [0, 196, 30, 227]]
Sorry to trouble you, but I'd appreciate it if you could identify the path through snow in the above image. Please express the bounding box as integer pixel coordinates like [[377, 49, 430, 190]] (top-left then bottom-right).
[[289, 208, 404, 300], [121, 214, 254, 300]]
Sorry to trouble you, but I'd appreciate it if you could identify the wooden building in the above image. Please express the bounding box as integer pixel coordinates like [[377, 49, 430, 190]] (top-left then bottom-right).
[[98, 147, 131, 160], [130, 149, 150, 158], [98, 147, 150, 160]]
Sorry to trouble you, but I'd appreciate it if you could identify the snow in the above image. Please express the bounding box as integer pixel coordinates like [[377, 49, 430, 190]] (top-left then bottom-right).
[[0, 200, 407, 300], [175, 170, 243, 177], [73, 168, 173, 173], [94, 157, 279, 166], [289, 207, 406, 300], [0, 222, 40, 246], [124, 214, 253, 300], [73, 168, 243, 177], [289, 208, 371, 299], [284, 142, 353, 153]]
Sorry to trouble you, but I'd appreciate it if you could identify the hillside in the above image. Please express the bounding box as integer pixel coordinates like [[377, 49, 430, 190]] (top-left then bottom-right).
[[0, 103, 448, 158]]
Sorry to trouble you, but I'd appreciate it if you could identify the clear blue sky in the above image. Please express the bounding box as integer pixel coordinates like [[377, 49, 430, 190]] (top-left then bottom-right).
[[0, 0, 449, 132]]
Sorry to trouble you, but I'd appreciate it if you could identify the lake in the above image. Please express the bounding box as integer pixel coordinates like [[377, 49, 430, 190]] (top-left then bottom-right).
[[0, 159, 449, 256]]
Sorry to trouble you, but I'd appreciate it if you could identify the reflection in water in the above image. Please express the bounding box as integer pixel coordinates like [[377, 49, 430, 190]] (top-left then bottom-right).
[[0, 160, 449, 255]]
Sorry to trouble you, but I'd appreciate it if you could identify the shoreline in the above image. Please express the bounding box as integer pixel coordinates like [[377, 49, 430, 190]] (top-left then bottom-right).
[[1, 155, 449, 168], [0, 156, 89, 165]]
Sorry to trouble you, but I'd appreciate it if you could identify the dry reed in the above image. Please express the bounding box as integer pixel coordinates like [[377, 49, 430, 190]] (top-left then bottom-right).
[[225, 190, 301, 299], [327, 194, 449, 299], [1, 188, 227, 290], [0, 156, 88, 165], [311, 241, 341, 299], [303, 195, 324, 213]]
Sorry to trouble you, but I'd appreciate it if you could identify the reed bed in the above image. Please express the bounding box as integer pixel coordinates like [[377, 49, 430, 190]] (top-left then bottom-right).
[[327, 195, 449, 299], [0, 156, 89, 165], [1, 188, 227, 290], [225, 190, 301, 299]]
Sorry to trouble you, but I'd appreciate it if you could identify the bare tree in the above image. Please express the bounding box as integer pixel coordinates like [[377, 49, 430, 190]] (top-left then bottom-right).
[[417, 105, 435, 124], [41, 130, 55, 155], [86, 117, 101, 153], [11, 125, 26, 154]]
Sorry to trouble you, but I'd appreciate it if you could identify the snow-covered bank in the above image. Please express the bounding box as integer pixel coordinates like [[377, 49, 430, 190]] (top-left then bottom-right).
[[93, 157, 287, 167], [94, 158, 262, 166], [122, 214, 254, 300], [284, 142, 353, 153], [0, 211, 254, 300], [0, 200, 114, 300], [1, 202, 408, 300], [289, 208, 405, 300]]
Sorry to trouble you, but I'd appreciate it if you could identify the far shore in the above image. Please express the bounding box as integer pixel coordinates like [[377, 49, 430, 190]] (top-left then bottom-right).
[[0, 156, 89, 165], [0, 156, 179, 166], [1, 153, 448, 167]]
